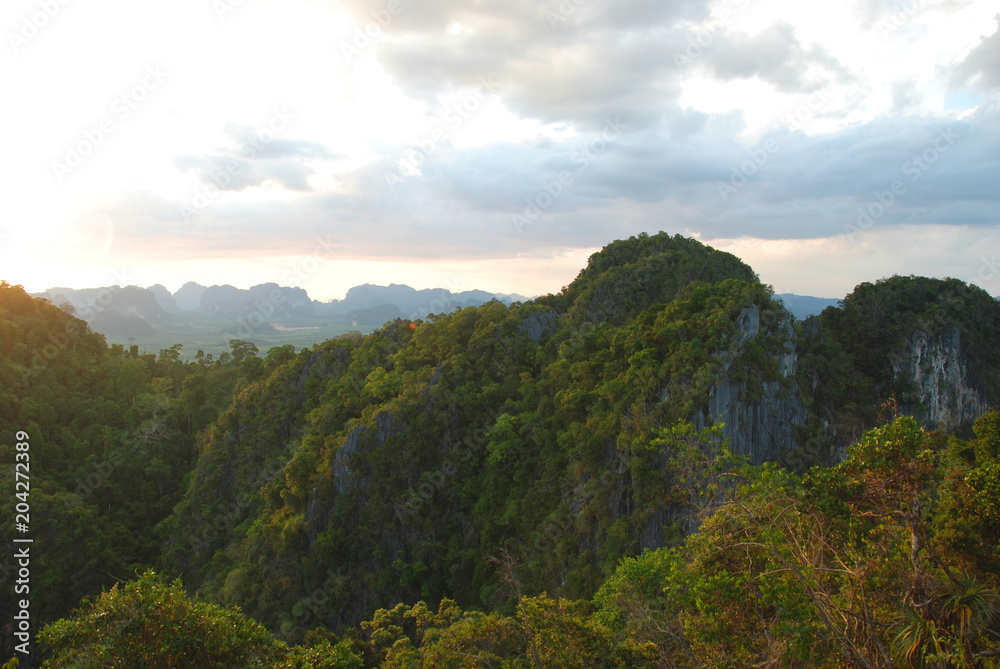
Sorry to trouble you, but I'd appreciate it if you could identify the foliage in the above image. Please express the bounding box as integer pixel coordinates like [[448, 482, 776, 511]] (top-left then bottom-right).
[[0, 282, 262, 658], [38, 571, 287, 668], [5, 237, 1000, 667], [589, 416, 1000, 667]]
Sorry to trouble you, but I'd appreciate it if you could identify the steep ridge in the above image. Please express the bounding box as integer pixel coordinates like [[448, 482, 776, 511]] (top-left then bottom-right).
[[162, 233, 813, 638], [891, 326, 992, 428], [161, 237, 1000, 641], [798, 275, 1000, 445]]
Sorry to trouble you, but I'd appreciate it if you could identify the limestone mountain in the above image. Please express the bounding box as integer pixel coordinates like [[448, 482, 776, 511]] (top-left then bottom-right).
[[157, 233, 998, 642]]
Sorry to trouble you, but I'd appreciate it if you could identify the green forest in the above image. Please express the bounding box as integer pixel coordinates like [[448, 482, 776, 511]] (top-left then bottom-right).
[[2, 232, 1000, 667]]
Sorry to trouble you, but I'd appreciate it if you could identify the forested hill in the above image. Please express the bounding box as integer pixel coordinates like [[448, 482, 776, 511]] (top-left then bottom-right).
[[3, 231, 1000, 667]]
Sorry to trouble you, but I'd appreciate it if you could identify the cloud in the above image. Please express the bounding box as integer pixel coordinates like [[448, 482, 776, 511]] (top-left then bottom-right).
[[107, 103, 997, 270], [854, 0, 973, 24], [952, 15, 1000, 92], [171, 128, 339, 193], [891, 78, 921, 112], [341, 0, 708, 36], [343, 1, 854, 135], [698, 21, 853, 93], [221, 124, 338, 160], [335, 0, 722, 132]]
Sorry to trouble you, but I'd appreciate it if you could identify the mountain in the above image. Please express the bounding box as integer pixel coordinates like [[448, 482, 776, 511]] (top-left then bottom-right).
[[158, 233, 1000, 642], [539, 232, 758, 324], [5, 234, 1000, 665], [173, 281, 206, 311], [39, 285, 175, 327], [314, 283, 528, 319], [147, 283, 182, 313], [798, 275, 1000, 440], [197, 282, 315, 318], [774, 293, 840, 319]]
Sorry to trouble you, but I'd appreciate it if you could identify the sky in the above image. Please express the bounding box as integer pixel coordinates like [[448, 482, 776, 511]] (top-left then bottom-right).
[[1, 0, 998, 303]]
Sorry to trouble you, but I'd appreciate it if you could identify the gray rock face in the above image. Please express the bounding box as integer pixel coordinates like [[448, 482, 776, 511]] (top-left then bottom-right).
[[519, 308, 557, 345], [892, 327, 990, 429], [333, 411, 396, 496], [697, 304, 807, 465]]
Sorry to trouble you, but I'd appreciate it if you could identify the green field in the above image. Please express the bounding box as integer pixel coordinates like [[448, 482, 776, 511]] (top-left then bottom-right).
[[98, 315, 372, 360]]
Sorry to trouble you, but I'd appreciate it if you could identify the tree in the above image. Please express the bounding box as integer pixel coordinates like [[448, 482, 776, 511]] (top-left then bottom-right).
[[229, 339, 260, 364], [38, 571, 287, 668]]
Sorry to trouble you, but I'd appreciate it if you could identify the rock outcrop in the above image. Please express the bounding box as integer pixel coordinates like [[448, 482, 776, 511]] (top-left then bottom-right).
[[333, 410, 397, 496], [697, 304, 807, 465], [518, 308, 557, 345], [892, 326, 991, 430]]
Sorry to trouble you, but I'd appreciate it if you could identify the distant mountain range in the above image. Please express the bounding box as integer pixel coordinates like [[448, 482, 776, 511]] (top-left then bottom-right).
[[32, 282, 534, 355], [38, 282, 531, 322], [773, 293, 841, 320]]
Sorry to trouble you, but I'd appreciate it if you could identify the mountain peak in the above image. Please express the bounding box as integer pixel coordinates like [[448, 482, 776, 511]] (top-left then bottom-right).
[[542, 231, 758, 324]]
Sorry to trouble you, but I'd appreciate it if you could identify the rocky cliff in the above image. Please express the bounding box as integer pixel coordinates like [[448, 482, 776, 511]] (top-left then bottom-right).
[[892, 326, 992, 430], [697, 303, 807, 465]]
